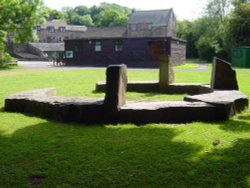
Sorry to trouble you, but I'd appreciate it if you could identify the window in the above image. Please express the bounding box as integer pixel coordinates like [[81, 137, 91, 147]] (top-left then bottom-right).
[[65, 51, 73, 58], [130, 24, 136, 31], [115, 41, 123, 52], [148, 24, 152, 30], [59, 26, 66, 32], [47, 26, 55, 33], [95, 42, 102, 52], [35, 25, 41, 31], [58, 37, 63, 42]]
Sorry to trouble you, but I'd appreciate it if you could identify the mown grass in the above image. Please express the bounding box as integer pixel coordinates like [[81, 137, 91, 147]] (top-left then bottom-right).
[[0, 64, 249, 187]]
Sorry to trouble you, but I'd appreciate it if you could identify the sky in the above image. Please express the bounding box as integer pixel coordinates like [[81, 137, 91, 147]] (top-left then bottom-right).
[[44, 0, 208, 20]]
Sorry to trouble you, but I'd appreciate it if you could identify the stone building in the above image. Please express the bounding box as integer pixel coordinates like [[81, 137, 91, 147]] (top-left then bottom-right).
[[9, 19, 86, 59], [34, 19, 87, 43], [127, 9, 176, 37], [64, 9, 186, 67]]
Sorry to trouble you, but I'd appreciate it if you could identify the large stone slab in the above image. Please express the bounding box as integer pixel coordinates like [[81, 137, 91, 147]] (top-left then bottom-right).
[[166, 83, 211, 95], [211, 57, 239, 90], [96, 81, 159, 93], [5, 89, 105, 123], [120, 101, 218, 124], [184, 90, 249, 119], [96, 82, 211, 94]]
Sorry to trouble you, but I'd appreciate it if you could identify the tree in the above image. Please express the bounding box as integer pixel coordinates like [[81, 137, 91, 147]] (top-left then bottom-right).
[[74, 6, 90, 16], [0, 0, 43, 64], [205, 0, 232, 24], [43, 7, 64, 21], [78, 15, 94, 26], [63, 3, 131, 27], [177, 20, 199, 58], [97, 10, 128, 26], [224, 3, 250, 49]]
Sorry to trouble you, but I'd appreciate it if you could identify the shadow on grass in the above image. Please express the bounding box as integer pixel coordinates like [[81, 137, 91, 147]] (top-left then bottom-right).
[[0, 121, 249, 187], [219, 119, 250, 132]]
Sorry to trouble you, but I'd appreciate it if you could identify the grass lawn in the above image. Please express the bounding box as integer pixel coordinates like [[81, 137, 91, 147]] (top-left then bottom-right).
[[0, 64, 249, 187]]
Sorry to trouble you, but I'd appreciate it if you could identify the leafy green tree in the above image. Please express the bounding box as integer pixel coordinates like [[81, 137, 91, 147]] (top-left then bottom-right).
[[78, 15, 94, 26], [177, 20, 198, 58], [206, 0, 232, 24], [43, 7, 64, 21], [63, 3, 131, 27], [224, 3, 250, 49], [187, 0, 234, 61], [0, 0, 43, 64], [74, 6, 90, 16], [96, 10, 128, 26]]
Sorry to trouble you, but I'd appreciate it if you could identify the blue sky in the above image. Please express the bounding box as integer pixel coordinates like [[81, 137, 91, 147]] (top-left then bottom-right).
[[44, 0, 208, 20]]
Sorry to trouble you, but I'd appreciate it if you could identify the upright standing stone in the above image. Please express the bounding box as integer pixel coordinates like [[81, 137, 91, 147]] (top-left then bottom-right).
[[211, 57, 239, 90], [159, 55, 174, 92], [104, 64, 127, 119]]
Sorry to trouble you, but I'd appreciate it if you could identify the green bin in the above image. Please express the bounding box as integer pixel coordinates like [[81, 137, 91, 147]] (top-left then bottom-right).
[[232, 47, 250, 68]]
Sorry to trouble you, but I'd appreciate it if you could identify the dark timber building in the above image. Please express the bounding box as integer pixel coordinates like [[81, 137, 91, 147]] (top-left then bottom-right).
[[64, 9, 186, 67]]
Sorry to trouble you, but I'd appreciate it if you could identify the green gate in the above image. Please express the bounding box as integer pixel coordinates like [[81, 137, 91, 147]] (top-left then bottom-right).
[[232, 47, 250, 68]]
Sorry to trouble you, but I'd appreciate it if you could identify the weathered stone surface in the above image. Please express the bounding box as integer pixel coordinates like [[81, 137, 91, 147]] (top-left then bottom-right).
[[95, 81, 106, 92], [104, 64, 127, 113], [120, 101, 217, 124], [159, 55, 174, 92], [127, 81, 159, 92], [166, 83, 211, 95], [184, 90, 249, 119], [211, 57, 239, 90], [96, 82, 211, 95], [96, 81, 159, 93], [4, 89, 105, 123]]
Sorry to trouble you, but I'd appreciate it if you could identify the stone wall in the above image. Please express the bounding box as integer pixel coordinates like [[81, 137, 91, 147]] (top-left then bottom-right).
[[4, 64, 249, 124], [37, 30, 86, 43], [170, 39, 186, 65]]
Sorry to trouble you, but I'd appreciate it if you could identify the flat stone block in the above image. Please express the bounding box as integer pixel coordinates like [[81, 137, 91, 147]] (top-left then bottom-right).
[[127, 81, 159, 92], [119, 101, 218, 124], [166, 83, 211, 95], [96, 81, 159, 93], [184, 90, 249, 119], [95, 81, 106, 92]]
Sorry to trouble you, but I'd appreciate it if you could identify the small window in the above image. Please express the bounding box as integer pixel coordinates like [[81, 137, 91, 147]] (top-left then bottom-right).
[[65, 51, 73, 58], [130, 24, 136, 31], [37, 26, 41, 31], [115, 41, 123, 52], [58, 36, 64, 42], [36, 25, 41, 31], [47, 26, 55, 33], [59, 26, 66, 32], [148, 24, 152, 30], [95, 42, 102, 52]]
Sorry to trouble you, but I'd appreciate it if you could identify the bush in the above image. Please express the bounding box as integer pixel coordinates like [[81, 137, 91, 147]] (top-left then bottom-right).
[[0, 53, 16, 68]]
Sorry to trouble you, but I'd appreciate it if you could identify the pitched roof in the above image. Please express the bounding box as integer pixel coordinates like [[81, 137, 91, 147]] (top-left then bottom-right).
[[41, 19, 67, 29], [128, 9, 173, 26], [67, 25, 87, 32], [79, 27, 127, 39], [39, 19, 87, 32], [29, 42, 64, 52]]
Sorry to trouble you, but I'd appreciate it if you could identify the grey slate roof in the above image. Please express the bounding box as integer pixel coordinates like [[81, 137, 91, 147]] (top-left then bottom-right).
[[128, 9, 172, 26], [29, 43, 64, 52], [40, 19, 87, 32], [79, 27, 127, 39]]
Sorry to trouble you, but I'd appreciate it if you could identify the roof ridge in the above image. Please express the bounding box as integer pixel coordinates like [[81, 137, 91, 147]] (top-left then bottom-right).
[[134, 9, 172, 12]]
